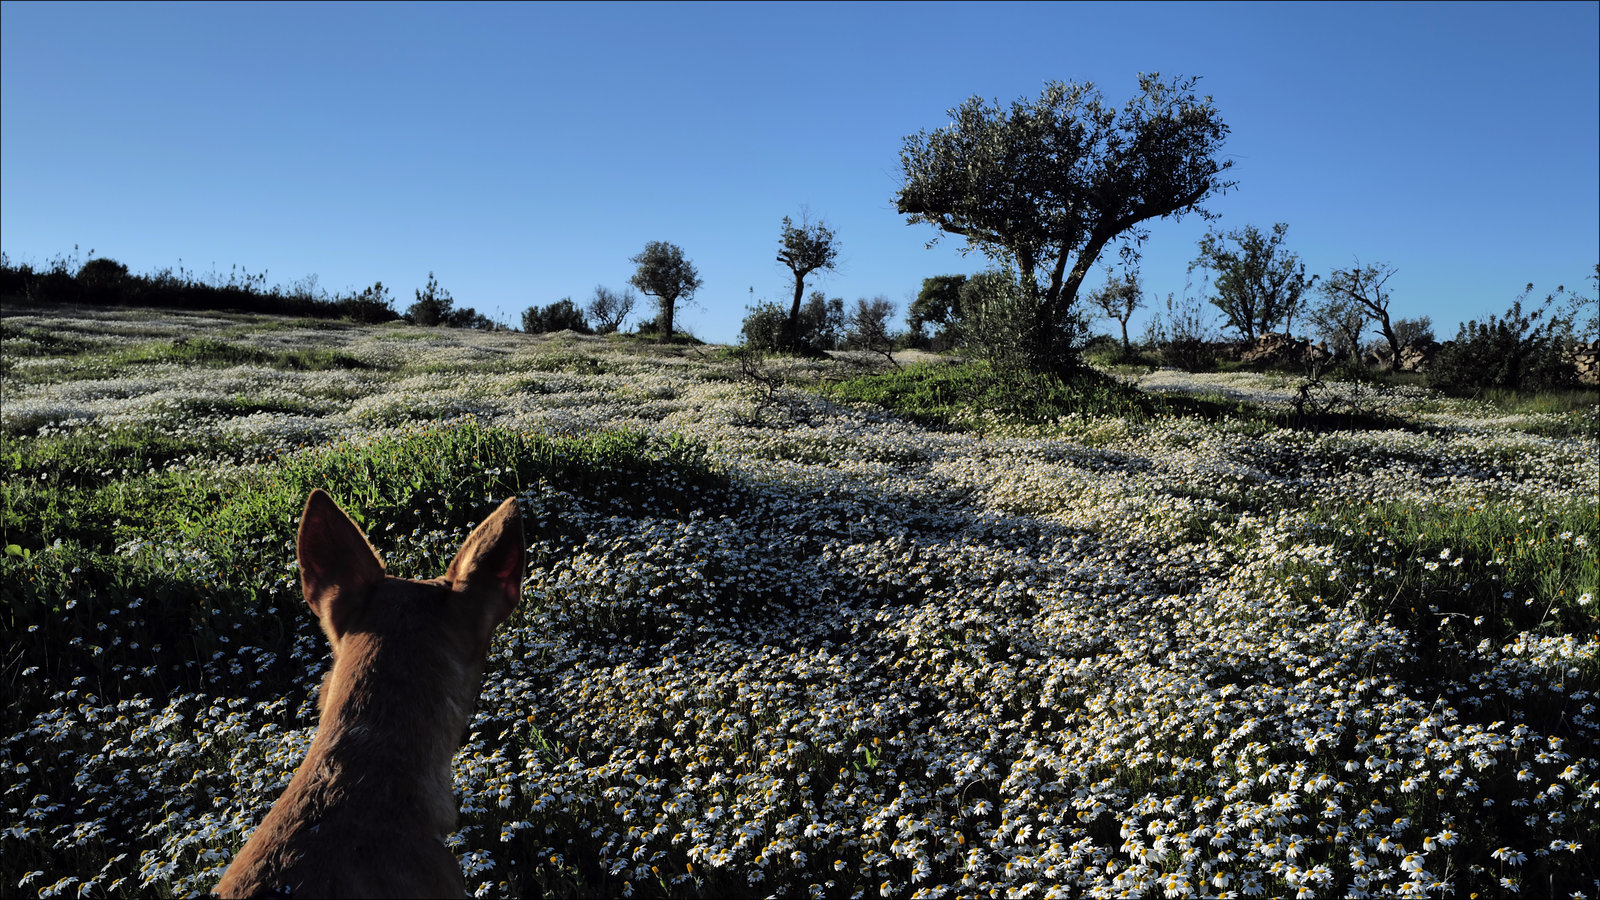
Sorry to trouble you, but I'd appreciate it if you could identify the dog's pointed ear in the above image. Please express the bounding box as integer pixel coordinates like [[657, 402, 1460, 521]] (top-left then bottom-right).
[[298, 489, 386, 636], [445, 497, 524, 636]]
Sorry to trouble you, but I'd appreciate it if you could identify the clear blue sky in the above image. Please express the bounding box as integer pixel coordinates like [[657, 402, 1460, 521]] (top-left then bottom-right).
[[3, 1, 1596, 345]]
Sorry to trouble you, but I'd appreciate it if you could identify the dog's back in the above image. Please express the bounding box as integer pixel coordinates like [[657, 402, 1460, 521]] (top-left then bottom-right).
[[215, 490, 523, 899]]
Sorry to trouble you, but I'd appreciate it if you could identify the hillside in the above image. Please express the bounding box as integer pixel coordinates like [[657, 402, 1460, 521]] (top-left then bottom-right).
[[2, 304, 1596, 898]]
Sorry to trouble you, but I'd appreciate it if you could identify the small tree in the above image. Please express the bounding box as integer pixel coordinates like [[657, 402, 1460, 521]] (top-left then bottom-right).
[[406, 272, 456, 327], [776, 214, 840, 350], [1392, 316, 1434, 348], [1306, 293, 1364, 364], [798, 292, 846, 351], [1319, 261, 1402, 368], [1084, 265, 1145, 356], [739, 301, 790, 351], [1189, 222, 1309, 341], [956, 268, 1043, 370], [629, 241, 702, 342], [586, 285, 636, 335], [742, 291, 844, 352], [897, 74, 1233, 372], [522, 298, 592, 334], [908, 275, 967, 350], [844, 295, 901, 367]]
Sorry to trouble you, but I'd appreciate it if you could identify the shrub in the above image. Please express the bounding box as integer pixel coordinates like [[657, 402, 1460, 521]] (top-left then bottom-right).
[[1429, 288, 1578, 395], [740, 292, 844, 353], [522, 298, 593, 334], [1144, 290, 1219, 372]]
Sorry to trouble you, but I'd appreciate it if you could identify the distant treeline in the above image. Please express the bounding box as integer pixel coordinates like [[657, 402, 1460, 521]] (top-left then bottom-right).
[[0, 250, 504, 330]]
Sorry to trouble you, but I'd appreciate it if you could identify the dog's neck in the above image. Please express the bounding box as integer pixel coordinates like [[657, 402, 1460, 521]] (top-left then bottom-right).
[[302, 632, 480, 836]]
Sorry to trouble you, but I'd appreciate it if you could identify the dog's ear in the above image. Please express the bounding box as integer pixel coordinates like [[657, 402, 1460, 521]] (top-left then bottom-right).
[[444, 498, 525, 640], [297, 489, 386, 637]]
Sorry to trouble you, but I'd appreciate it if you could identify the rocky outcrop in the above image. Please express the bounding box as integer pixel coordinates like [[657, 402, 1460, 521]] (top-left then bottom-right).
[[1239, 332, 1332, 368]]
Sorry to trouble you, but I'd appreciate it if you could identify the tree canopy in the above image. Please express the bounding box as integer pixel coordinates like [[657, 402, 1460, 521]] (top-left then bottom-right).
[[776, 215, 840, 350], [629, 242, 702, 342], [897, 74, 1233, 372], [1190, 222, 1309, 341]]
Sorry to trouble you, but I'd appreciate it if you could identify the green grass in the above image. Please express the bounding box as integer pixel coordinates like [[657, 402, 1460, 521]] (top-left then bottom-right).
[[1272, 494, 1600, 692], [105, 337, 375, 371], [0, 321, 99, 359], [823, 362, 1157, 428], [823, 361, 1406, 434], [2, 421, 725, 729]]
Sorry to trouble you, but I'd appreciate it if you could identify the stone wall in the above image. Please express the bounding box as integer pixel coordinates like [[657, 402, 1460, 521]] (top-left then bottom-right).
[[1570, 341, 1599, 385]]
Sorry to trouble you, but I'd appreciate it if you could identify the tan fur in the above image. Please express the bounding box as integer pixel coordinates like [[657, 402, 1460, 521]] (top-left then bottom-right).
[[215, 489, 524, 899]]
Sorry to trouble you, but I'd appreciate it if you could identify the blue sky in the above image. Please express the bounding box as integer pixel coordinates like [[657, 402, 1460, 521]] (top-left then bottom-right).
[[3, 1, 1596, 345]]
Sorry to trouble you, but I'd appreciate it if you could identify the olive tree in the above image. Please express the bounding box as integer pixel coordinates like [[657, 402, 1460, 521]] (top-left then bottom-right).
[[776, 214, 839, 350], [629, 241, 702, 342], [1190, 222, 1310, 341], [908, 275, 967, 350], [896, 74, 1233, 373]]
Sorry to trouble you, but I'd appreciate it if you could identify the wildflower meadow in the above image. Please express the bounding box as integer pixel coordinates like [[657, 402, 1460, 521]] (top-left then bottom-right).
[[2, 305, 1596, 898]]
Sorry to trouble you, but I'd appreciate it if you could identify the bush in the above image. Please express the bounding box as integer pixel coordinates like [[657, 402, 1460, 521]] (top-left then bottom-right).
[[522, 298, 593, 334], [1428, 289, 1578, 395], [1144, 290, 1219, 372], [739, 301, 789, 351], [339, 282, 399, 324], [740, 293, 844, 353]]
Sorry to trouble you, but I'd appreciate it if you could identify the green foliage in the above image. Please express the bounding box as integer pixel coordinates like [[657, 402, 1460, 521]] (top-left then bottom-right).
[[102, 337, 371, 373], [0, 251, 403, 323], [628, 241, 703, 342], [338, 281, 400, 323], [75, 257, 131, 304], [1084, 265, 1145, 354], [955, 267, 1049, 372], [896, 74, 1234, 373], [738, 301, 788, 351], [842, 296, 898, 357], [2, 422, 726, 718], [1277, 495, 1598, 688], [826, 360, 1192, 429], [776, 214, 840, 349], [404, 273, 494, 329], [522, 298, 593, 334], [1190, 222, 1309, 340], [741, 292, 844, 354], [1428, 287, 1580, 396], [907, 275, 966, 350]]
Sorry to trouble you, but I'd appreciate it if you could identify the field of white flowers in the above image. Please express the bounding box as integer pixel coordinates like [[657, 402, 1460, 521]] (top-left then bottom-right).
[[2, 305, 1596, 899]]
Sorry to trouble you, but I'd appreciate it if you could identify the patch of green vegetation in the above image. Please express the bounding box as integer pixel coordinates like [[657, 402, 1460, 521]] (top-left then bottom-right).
[[520, 352, 607, 375], [103, 337, 375, 371], [2, 421, 726, 725], [0, 321, 98, 358], [1275, 495, 1598, 681], [824, 361, 1288, 431], [1477, 386, 1600, 431]]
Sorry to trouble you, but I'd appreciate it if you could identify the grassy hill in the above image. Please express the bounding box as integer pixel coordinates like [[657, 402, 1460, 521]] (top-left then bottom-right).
[[3, 303, 1596, 897]]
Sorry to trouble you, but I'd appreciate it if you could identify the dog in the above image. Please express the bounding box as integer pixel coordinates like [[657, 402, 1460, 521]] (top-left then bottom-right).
[[215, 489, 524, 898]]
